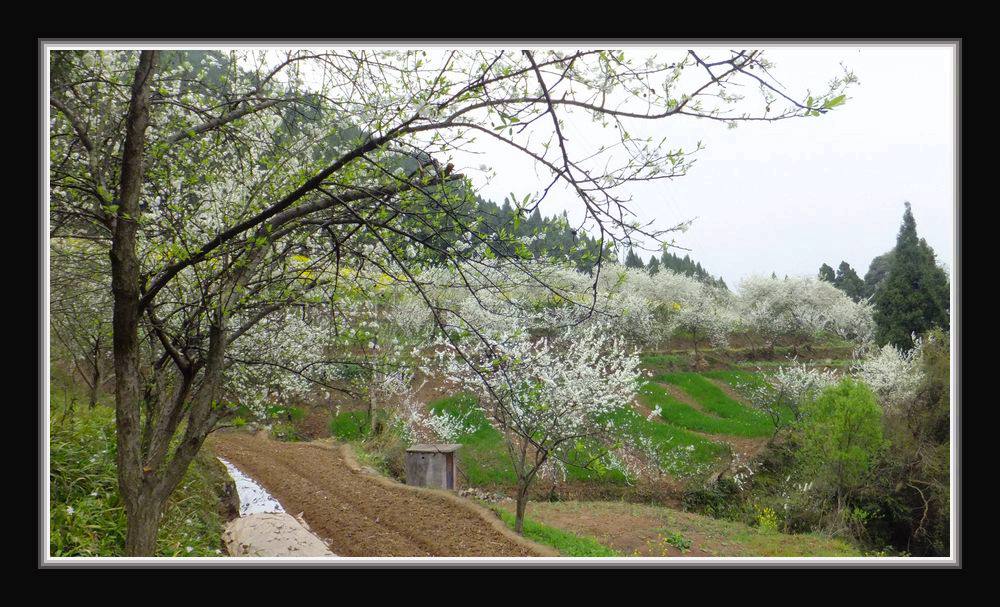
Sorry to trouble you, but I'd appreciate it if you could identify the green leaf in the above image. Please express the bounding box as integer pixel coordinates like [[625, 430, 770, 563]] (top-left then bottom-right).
[[822, 94, 847, 110]]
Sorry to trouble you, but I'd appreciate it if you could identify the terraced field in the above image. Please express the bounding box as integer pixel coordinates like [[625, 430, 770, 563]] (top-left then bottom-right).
[[426, 394, 726, 484], [318, 367, 868, 558], [327, 367, 785, 489]]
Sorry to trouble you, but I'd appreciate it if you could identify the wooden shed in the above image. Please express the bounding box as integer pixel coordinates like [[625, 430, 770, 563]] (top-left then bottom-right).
[[405, 444, 461, 490]]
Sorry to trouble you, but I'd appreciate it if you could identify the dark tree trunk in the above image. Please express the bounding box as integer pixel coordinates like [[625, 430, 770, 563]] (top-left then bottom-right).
[[109, 50, 158, 557], [88, 356, 102, 408], [87, 374, 100, 408], [369, 386, 378, 435], [514, 477, 530, 535], [124, 492, 162, 556]]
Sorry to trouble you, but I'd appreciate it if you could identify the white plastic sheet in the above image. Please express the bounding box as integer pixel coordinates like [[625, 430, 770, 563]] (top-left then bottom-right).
[[217, 457, 284, 516]]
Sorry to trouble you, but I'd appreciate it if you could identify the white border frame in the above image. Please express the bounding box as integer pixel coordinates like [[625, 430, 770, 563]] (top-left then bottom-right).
[[39, 38, 960, 568]]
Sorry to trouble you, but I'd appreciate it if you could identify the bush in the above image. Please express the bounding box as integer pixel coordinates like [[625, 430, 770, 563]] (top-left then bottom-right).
[[682, 477, 743, 519], [754, 504, 780, 533], [329, 409, 373, 441], [857, 329, 950, 555], [798, 379, 885, 510], [329, 408, 408, 480], [269, 421, 303, 442]]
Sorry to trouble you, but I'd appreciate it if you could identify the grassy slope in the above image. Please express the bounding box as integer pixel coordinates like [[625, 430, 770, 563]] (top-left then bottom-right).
[[520, 500, 860, 557], [640, 382, 763, 437], [327, 369, 862, 557], [653, 372, 776, 435], [328, 367, 792, 484], [701, 369, 771, 390], [49, 378, 227, 557], [492, 508, 621, 556]]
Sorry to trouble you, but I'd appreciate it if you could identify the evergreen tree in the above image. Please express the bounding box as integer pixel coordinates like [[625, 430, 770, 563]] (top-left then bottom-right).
[[864, 249, 896, 299], [818, 263, 836, 283], [624, 247, 645, 269], [528, 207, 542, 228], [873, 203, 950, 349], [834, 261, 866, 302], [659, 249, 722, 285], [647, 256, 661, 275]]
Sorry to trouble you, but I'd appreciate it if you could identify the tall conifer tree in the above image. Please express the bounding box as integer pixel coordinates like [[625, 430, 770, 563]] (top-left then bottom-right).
[[873, 203, 950, 349]]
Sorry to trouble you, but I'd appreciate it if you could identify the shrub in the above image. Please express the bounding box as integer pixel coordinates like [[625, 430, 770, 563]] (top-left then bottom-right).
[[856, 329, 950, 555], [754, 504, 780, 533], [682, 477, 743, 519], [797, 379, 885, 510]]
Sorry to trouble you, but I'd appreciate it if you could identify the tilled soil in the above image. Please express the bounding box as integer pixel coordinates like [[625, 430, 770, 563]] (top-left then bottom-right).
[[208, 432, 539, 557]]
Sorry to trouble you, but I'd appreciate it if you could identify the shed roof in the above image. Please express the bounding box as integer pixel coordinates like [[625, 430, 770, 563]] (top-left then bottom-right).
[[406, 443, 462, 453]]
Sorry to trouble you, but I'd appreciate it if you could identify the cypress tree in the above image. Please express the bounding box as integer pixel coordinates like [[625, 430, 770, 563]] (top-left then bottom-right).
[[864, 249, 896, 298], [819, 263, 836, 283], [648, 256, 661, 275], [873, 203, 950, 349], [834, 261, 866, 302], [624, 247, 645, 269]]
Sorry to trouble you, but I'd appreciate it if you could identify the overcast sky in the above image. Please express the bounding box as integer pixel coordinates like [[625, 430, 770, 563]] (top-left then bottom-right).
[[457, 45, 956, 287]]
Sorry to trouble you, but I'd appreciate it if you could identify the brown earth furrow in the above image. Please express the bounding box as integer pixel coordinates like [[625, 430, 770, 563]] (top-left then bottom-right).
[[212, 435, 425, 555], [266, 443, 455, 556], [208, 432, 539, 557]]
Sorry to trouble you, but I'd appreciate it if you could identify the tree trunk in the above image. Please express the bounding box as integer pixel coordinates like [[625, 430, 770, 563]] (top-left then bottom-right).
[[110, 50, 158, 557], [88, 364, 102, 408], [124, 490, 163, 556], [369, 387, 378, 435], [514, 477, 530, 535]]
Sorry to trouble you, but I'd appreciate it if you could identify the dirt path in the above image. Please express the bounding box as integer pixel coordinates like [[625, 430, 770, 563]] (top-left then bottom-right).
[[505, 500, 859, 557], [207, 432, 546, 557]]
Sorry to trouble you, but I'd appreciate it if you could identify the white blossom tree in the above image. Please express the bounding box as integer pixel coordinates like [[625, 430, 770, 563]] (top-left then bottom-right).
[[50, 239, 114, 408], [735, 275, 873, 355], [740, 361, 838, 437], [852, 337, 924, 411], [435, 321, 641, 533], [670, 280, 738, 359]]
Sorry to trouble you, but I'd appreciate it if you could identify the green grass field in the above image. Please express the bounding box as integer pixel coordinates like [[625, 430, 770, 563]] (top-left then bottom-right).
[[639, 382, 765, 437], [517, 500, 861, 557], [650, 372, 776, 436]]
